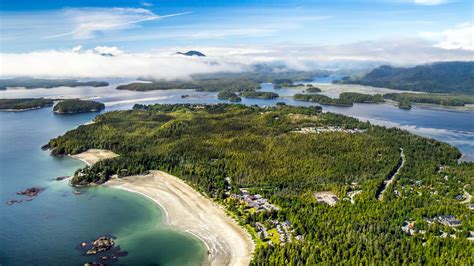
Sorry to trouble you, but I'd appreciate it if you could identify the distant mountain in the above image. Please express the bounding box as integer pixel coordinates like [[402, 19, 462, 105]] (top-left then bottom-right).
[[336, 61, 474, 94], [175, 50, 206, 57]]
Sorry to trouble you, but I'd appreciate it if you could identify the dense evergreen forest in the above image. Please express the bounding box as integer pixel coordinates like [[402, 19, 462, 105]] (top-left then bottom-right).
[[294, 92, 384, 107], [384, 93, 474, 109], [48, 104, 473, 264], [306, 86, 322, 93], [0, 77, 108, 90], [217, 91, 242, 102], [116, 78, 261, 92], [119, 70, 320, 92], [53, 99, 105, 114], [241, 91, 279, 99], [336, 62, 474, 94], [0, 98, 54, 110]]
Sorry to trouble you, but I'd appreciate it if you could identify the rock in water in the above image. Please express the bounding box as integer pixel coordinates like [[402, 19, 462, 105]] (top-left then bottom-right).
[[6, 199, 23, 206], [86, 236, 115, 255], [16, 187, 43, 198], [55, 176, 69, 181], [41, 143, 50, 150]]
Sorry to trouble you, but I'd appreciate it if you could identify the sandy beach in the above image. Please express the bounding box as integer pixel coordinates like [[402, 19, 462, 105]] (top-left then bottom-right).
[[105, 170, 254, 266], [71, 149, 119, 166]]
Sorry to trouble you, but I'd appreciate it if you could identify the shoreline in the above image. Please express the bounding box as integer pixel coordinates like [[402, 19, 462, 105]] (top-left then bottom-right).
[[71, 149, 119, 166], [104, 171, 254, 266], [0, 106, 48, 112]]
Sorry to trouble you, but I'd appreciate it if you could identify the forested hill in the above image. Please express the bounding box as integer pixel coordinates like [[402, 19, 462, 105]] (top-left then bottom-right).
[[336, 61, 474, 94], [48, 104, 472, 264]]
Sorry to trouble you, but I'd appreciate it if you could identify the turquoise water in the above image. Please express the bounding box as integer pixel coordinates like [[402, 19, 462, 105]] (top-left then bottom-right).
[[0, 108, 206, 265], [1, 79, 473, 265]]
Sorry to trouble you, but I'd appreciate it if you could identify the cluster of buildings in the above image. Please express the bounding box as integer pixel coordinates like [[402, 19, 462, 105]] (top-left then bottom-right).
[[276, 220, 293, 244], [230, 189, 278, 212], [401, 215, 462, 236], [255, 222, 268, 238], [401, 221, 424, 236], [295, 126, 366, 134], [314, 191, 339, 206], [425, 215, 462, 227], [255, 219, 303, 245]]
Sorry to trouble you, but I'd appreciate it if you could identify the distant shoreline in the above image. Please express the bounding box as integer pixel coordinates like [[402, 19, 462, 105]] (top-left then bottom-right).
[[0, 106, 45, 112]]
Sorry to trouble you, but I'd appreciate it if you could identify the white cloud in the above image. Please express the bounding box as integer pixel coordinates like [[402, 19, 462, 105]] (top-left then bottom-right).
[[420, 23, 474, 51], [432, 23, 474, 50], [414, 0, 446, 5], [42, 8, 190, 39], [1, 38, 473, 79], [71, 45, 83, 53], [0, 47, 248, 79], [93, 46, 124, 56]]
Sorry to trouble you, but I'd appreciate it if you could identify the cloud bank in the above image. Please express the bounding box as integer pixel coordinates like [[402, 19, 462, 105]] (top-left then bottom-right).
[[1, 34, 473, 79], [0, 47, 248, 79]]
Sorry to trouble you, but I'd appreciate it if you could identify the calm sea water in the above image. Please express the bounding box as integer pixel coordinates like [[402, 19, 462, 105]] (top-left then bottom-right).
[[1, 77, 473, 265], [0, 108, 206, 265]]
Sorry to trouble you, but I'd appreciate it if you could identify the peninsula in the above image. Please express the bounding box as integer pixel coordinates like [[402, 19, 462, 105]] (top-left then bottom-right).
[[0, 98, 54, 111], [48, 104, 473, 264]]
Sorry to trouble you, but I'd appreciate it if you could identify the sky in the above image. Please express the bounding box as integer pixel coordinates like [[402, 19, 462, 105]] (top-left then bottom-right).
[[0, 0, 473, 78]]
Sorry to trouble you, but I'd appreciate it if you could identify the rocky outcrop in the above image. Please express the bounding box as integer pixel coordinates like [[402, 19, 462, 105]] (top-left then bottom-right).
[[6, 199, 22, 205], [17, 187, 43, 197], [86, 236, 115, 255], [41, 143, 51, 150]]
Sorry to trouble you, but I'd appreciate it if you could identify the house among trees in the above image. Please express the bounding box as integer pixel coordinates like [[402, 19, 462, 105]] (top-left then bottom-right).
[[425, 215, 461, 227], [230, 188, 278, 212]]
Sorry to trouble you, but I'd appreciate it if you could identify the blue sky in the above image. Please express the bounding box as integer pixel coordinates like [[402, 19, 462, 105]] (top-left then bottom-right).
[[1, 0, 472, 52], [0, 0, 472, 78]]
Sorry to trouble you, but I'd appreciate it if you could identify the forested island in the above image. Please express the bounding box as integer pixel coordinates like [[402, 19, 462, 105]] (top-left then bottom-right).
[[116, 78, 261, 92], [48, 104, 472, 264], [0, 77, 108, 90], [217, 91, 242, 102], [240, 91, 279, 99], [118, 70, 322, 93], [384, 93, 474, 109], [294, 92, 384, 107], [53, 99, 105, 114], [336, 62, 474, 94], [306, 86, 322, 93], [0, 98, 54, 111]]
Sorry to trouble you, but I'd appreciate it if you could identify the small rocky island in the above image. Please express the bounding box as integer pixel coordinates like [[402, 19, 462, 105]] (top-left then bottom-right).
[[86, 236, 115, 255], [17, 187, 43, 197], [7, 187, 44, 205], [53, 99, 105, 114], [79, 235, 127, 265]]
